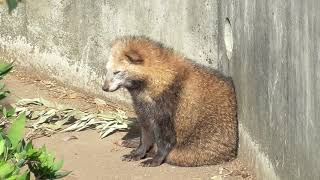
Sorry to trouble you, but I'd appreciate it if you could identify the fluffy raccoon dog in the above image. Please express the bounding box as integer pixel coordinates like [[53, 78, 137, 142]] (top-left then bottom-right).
[[102, 35, 238, 167]]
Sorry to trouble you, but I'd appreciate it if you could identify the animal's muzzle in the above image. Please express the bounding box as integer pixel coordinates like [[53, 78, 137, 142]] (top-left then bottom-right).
[[102, 81, 110, 92]]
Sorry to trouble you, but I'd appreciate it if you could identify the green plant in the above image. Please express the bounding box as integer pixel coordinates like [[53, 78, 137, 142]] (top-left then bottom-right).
[[0, 61, 14, 128], [0, 113, 29, 180], [0, 113, 70, 179], [0, 61, 69, 179], [5, 0, 21, 13], [0, 61, 13, 101]]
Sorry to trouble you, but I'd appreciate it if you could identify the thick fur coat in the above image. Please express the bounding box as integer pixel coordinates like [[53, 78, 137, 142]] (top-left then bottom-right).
[[102, 36, 238, 167]]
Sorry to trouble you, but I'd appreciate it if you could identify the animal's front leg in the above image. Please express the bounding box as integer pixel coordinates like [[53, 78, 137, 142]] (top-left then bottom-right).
[[122, 124, 154, 161], [140, 118, 175, 167], [118, 137, 140, 148]]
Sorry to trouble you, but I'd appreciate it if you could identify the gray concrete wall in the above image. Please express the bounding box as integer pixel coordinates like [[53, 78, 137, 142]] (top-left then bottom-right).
[[0, 0, 218, 104], [218, 0, 320, 180]]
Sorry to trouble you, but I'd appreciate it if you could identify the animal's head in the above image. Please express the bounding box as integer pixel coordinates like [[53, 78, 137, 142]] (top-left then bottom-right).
[[102, 36, 179, 95], [102, 39, 146, 92]]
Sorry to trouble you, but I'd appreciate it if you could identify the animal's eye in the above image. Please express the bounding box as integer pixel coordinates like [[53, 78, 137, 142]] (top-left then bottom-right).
[[113, 71, 120, 75], [125, 51, 143, 64]]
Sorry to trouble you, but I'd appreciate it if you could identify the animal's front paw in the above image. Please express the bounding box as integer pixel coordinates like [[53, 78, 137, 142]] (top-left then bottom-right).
[[120, 138, 140, 148], [139, 159, 162, 167], [122, 151, 145, 161]]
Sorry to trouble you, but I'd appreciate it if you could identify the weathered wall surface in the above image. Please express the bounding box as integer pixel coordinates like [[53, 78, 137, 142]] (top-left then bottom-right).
[[218, 0, 320, 180], [0, 0, 218, 104]]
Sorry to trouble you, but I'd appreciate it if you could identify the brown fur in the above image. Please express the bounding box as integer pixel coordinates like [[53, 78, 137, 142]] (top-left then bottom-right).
[[103, 35, 238, 167]]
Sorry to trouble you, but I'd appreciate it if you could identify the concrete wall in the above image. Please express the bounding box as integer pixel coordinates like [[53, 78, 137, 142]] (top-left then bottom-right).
[[218, 0, 320, 180], [0, 0, 218, 104], [1, 0, 320, 180]]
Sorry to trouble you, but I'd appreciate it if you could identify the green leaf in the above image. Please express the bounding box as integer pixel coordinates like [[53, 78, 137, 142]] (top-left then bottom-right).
[[25, 141, 33, 151], [0, 139, 5, 155], [6, 106, 16, 117], [2, 105, 15, 118], [6, 175, 18, 180], [7, 113, 26, 148], [2, 106, 7, 117], [6, 0, 18, 13], [54, 171, 71, 179], [52, 160, 63, 171], [0, 91, 10, 100], [16, 158, 26, 167], [0, 82, 5, 90], [17, 171, 30, 180], [0, 133, 3, 140], [0, 61, 13, 76], [15, 139, 25, 152], [0, 161, 15, 178], [26, 148, 39, 159]]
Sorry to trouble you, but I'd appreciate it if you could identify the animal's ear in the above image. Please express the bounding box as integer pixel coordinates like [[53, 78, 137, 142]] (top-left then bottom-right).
[[125, 51, 143, 64]]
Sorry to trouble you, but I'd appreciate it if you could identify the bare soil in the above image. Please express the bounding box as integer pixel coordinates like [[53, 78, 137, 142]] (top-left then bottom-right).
[[3, 68, 254, 180]]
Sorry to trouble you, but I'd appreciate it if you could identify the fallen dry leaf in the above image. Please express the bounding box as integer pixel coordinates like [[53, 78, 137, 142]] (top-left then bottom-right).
[[58, 93, 67, 99], [210, 175, 223, 180], [94, 98, 107, 106], [229, 170, 242, 176], [241, 172, 250, 178], [63, 135, 79, 142], [227, 169, 251, 179], [219, 167, 224, 175], [69, 93, 78, 99]]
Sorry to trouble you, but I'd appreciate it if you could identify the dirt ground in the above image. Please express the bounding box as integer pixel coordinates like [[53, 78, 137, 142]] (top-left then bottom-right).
[[3, 68, 254, 180]]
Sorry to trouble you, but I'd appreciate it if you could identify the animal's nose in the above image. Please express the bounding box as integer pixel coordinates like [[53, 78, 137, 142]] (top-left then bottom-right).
[[102, 82, 109, 91]]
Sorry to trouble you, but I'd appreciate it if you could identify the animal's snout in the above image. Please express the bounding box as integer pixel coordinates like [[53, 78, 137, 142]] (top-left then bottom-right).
[[102, 68, 124, 92], [102, 81, 110, 92], [102, 77, 121, 92]]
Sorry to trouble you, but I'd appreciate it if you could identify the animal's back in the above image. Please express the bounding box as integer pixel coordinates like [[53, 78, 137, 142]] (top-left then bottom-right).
[[166, 62, 237, 166]]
